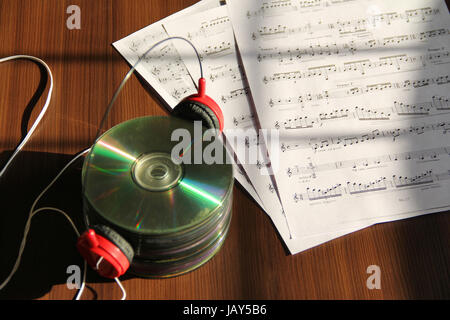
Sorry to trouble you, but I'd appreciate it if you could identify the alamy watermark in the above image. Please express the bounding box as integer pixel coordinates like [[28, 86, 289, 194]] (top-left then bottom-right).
[[66, 5, 81, 30], [66, 264, 81, 290], [366, 265, 381, 290], [170, 121, 280, 175]]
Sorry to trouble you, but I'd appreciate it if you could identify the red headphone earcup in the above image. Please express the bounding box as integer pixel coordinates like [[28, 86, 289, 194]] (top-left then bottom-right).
[[77, 226, 133, 279], [173, 99, 221, 132], [92, 225, 134, 263]]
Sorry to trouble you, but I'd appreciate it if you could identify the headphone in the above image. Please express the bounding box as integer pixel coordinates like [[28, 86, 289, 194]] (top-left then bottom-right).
[[76, 47, 225, 278], [0, 38, 226, 298]]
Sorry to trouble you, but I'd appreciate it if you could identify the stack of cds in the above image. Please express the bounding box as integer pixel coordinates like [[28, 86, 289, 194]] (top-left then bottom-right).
[[82, 116, 233, 277]]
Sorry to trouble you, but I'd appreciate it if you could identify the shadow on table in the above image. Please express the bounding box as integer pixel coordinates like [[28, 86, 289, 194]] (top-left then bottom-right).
[[0, 150, 137, 300]]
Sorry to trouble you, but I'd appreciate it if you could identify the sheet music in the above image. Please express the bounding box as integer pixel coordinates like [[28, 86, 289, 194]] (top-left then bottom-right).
[[112, 0, 221, 108], [163, 5, 292, 241], [163, 5, 386, 253], [112, 0, 267, 209], [233, 163, 266, 211], [228, 0, 450, 247]]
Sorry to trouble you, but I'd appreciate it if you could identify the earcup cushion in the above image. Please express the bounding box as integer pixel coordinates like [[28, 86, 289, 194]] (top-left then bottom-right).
[[172, 99, 220, 131], [92, 225, 134, 263]]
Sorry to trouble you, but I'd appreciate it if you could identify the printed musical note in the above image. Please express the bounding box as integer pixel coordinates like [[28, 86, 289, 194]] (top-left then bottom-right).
[[187, 16, 231, 39], [286, 147, 450, 177], [305, 64, 337, 80], [233, 113, 255, 127], [293, 170, 450, 202], [257, 28, 449, 63], [277, 116, 316, 129], [432, 96, 450, 110], [209, 65, 246, 82], [257, 41, 348, 63], [201, 41, 232, 57], [228, 0, 450, 252], [262, 51, 450, 83], [279, 120, 450, 152], [393, 170, 434, 187], [393, 101, 431, 115], [267, 75, 449, 108], [221, 87, 250, 103], [251, 6, 440, 39], [355, 107, 391, 120], [246, 0, 299, 19], [306, 184, 342, 200], [127, 30, 167, 53], [171, 86, 193, 99], [347, 177, 387, 194], [246, 0, 357, 19], [275, 96, 450, 129], [319, 108, 349, 121], [257, 28, 448, 63]]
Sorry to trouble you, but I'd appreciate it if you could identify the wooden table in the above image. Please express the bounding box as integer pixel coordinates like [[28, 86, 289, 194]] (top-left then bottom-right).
[[0, 0, 448, 300]]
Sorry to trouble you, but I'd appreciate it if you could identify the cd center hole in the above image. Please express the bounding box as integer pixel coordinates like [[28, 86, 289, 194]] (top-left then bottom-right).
[[149, 165, 168, 180]]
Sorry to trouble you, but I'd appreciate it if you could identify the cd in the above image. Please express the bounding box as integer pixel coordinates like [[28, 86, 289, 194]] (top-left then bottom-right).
[[82, 116, 233, 277]]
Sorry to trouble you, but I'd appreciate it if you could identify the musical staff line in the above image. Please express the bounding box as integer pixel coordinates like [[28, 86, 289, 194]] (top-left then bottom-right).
[[263, 51, 450, 83], [286, 146, 450, 177], [186, 16, 231, 40], [280, 120, 450, 152], [292, 170, 450, 202], [233, 113, 255, 127], [170, 86, 194, 100], [246, 0, 357, 19], [274, 96, 450, 129], [221, 87, 250, 103], [209, 65, 246, 82], [201, 41, 232, 58], [257, 29, 449, 64], [251, 6, 440, 40], [268, 75, 450, 108]]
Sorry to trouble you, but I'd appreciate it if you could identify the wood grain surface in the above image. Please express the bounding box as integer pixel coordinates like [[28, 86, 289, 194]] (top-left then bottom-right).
[[0, 0, 449, 300]]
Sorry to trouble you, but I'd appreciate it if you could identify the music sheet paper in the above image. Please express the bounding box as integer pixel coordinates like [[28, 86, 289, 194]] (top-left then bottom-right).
[[112, 0, 218, 108], [163, 4, 382, 253], [162, 6, 288, 233], [228, 0, 450, 252], [112, 0, 266, 210]]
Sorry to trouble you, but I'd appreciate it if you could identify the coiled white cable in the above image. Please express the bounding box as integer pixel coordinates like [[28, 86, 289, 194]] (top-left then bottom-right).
[[0, 149, 89, 296], [0, 56, 127, 300], [0, 55, 53, 180], [0, 38, 198, 297], [0, 145, 126, 300]]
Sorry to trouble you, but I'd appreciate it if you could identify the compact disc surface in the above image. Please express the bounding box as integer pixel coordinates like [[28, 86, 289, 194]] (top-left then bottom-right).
[[82, 116, 233, 236]]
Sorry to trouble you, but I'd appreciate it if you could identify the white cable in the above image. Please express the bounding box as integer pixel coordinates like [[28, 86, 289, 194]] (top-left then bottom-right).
[[31, 207, 81, 236], [0, 149, 89, 292], [29, 207, 87, 300], [0, 146, 127, 300], [0, 55, 89, 298], [0, 55, 54, 180], [95, 256, 105, 271], [114, 277, 127, 300], [95, 257, 126, 300], [0, 55, 128, 300], [74, 260, 87, 300]]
